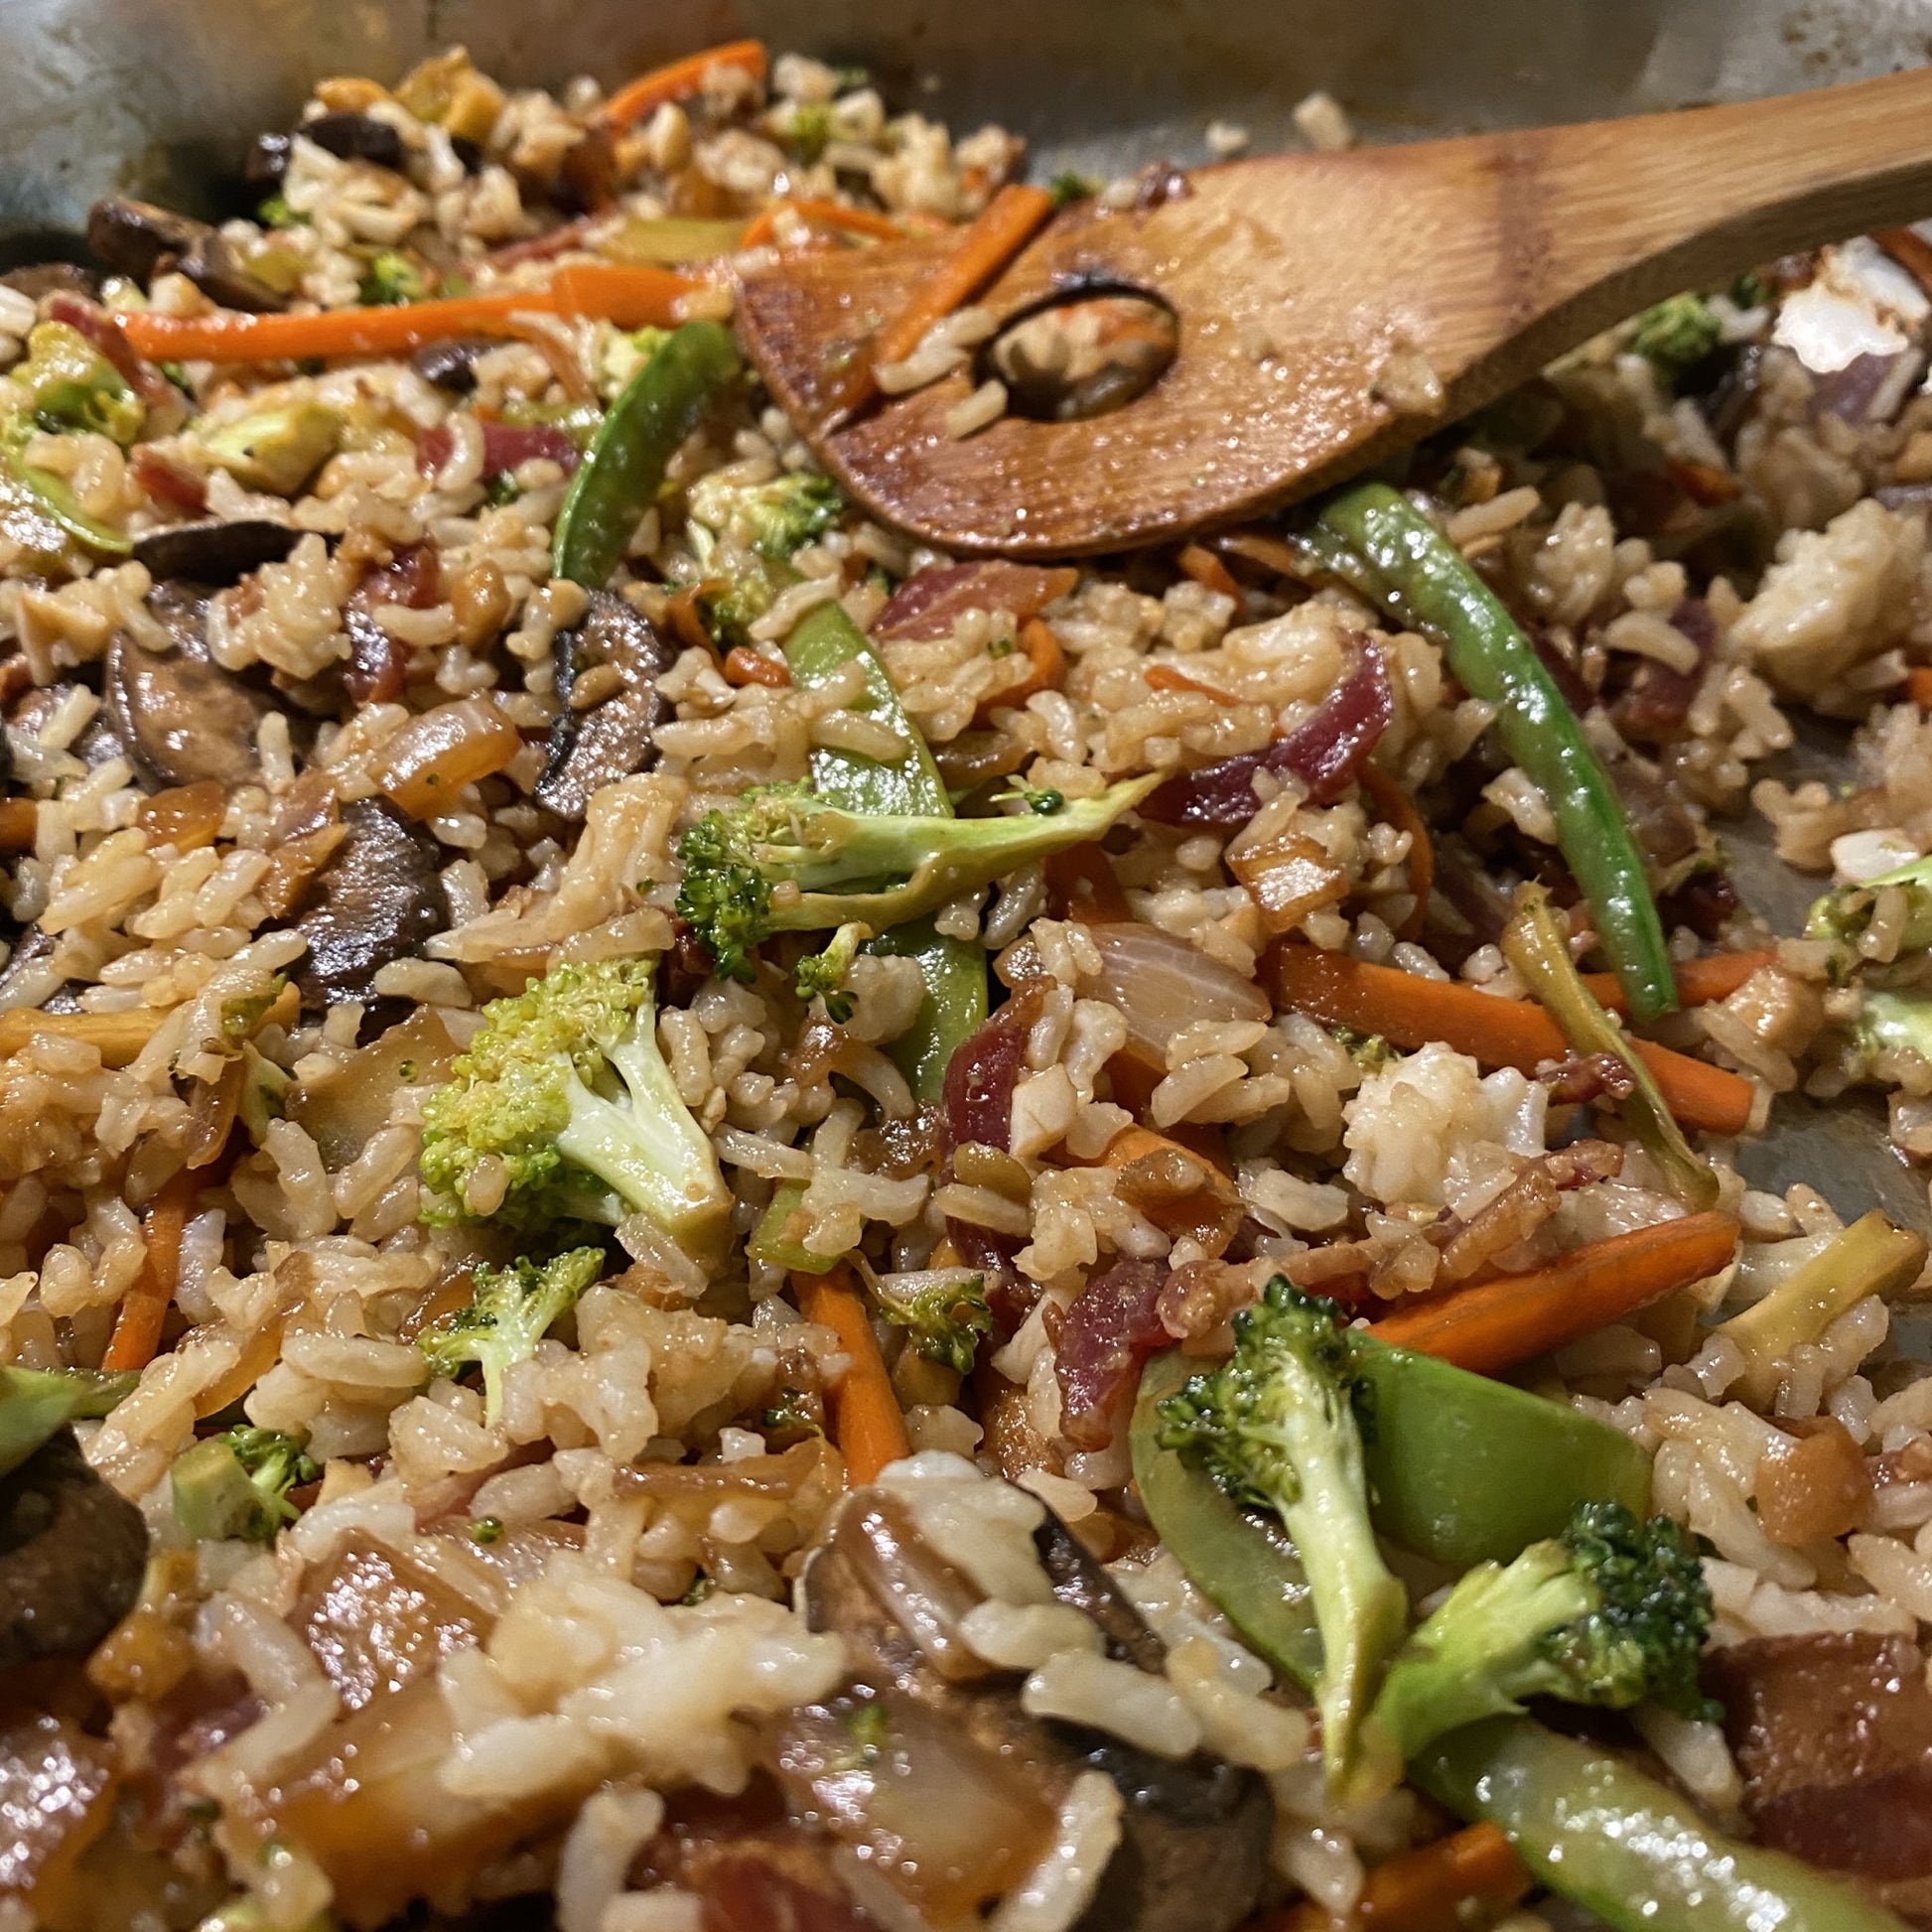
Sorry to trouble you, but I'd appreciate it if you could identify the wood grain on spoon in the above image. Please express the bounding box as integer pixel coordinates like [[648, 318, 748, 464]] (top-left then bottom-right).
[[737, 64, 1932, 557]]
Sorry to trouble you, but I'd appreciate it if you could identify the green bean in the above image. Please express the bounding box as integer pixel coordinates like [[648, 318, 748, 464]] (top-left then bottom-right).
[[551, 320, 740, 589], [1318, 482, 1677, 1022]]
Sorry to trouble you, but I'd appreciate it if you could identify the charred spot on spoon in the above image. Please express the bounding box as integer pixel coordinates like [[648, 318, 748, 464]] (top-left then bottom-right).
[[980, 281, 1178, 422]]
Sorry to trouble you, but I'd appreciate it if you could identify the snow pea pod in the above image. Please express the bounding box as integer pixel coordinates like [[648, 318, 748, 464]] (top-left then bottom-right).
[[748, 596, 987, 1272], [1414, 1719, 1909, 1932], [1317, 482, 1676, 1023], [552, 319, 740, 590]]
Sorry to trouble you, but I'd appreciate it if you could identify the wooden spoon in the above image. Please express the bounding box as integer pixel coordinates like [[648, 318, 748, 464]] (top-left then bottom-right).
[[737, 64, 1932, 558]]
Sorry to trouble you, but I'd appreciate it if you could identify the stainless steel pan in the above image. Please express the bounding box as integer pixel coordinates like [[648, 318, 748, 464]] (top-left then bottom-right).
[[0, 0, 1924, 1225]]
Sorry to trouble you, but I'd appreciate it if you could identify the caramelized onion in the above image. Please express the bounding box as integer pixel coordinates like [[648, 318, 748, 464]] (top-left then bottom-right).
[[1077, 923, 1270, 1068], [373, 697, 523, 819]]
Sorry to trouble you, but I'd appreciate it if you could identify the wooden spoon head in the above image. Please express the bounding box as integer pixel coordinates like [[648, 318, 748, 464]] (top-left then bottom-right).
[[737, 145, 1534, 557]]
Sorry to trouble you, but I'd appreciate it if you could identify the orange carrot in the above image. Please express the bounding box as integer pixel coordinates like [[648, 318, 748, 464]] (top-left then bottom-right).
[[1584, 947, 1779, 1013], [1178, 541, 1241, 601], [742, 197, 903, 250], [1360, 764, 1434, 943], [599, 39, 768, 128], [794, 1266, 909, 1484], [1215, 529, 1307, 581], [118, 264, 696, 363], [102, 1169, 199, 1373], [978, 618, 1065, 717], [724, 644, 790, 688], [1271, 945, 1757, 1135], [662, 584, 720, 657], [829, 182, 1055, 422], [1366, 1210, 1740, 1374], [1272, 1824, 1530, 1932], [1043, 843, 1131, 923], [1910, 665, 1932, 710], [1146, 661, 1241, 704]]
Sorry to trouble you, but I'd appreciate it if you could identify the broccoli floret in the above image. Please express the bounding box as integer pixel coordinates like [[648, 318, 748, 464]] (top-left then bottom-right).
[[1158, 1278, 1410, 1802], [1629, 293, 1722, 385], [1364, 1500, 1714, 1767], [418, 1246, 605, 1421], [793, 919, 871, 1021], [358, 250, 428, 306], [687, 469, 845, 560], [1049, 170, 1098, 207], [417, 955, 731, 1244], [876, 1270, 992, 1373], [675, 774, 1158, 983], [172, 1427, 319, 1543], [1808, 850, 1932, 961]]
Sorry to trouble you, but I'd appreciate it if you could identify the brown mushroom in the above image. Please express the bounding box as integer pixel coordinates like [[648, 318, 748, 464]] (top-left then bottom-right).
[[85, 196, 288, 313], [102, 584, 274, 788], [245, 112, 406, 187], [293, 798, 448, 1012], [132, 518, 301, 587], [0, 1427, 148, 1671], [534, 591, 674, 820]]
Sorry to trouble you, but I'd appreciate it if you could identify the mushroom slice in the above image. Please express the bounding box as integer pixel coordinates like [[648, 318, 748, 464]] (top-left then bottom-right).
[[534, 590, 673, 821], [132, 518, 300, 587], [103, 587, 273, 788], [0, 1427, 148, 1671], [84, 197, 288, 313], [294, 799, 448, 1011]]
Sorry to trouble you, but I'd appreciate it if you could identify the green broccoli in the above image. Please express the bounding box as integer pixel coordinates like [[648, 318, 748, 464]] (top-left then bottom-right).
[[417, 955, 731, 1245], [418, 1246, 606, 1421], [793, 919, 871, 1021], [357, 250, 428, 306], [171, 1427, 319, 1543], [15, 320, 145, 444], [1629, 293, 1722, 386], [687, 469, 845, 560], [876, 1270, 992, 1373], [1158, 1278, 1410, 1803], [1808, 849, 1932, 961], [1049, 170, 1099, 207], [674, 774, 1160, 983], [1363, 1501, 1713, 1768]]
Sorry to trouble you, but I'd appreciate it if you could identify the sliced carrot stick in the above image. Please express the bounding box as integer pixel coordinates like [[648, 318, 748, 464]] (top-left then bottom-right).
[[1145, 661, 1241, 704], [724, 644, 790, 688], [1271, 945, 1757, 1135], [662, 584, 720, 657], [742, 197, 903, 249], [828, 182, 1055, 422], [794, 1266, 909, 1485], [1909, 665, 1932, 710], [118, 264, 696, 363], [102, 1169, 200, 1373], [1367, 1210, 1740, 1374], [1360, 764, 1434, 943], [1583, 947, 1778, 1013], [1273, 1823, 1530, 1932], [1214, 529, 1307, 580], [1177, 541, 1241, 601], [978, 618, 1065, 717], [598, 39, 768, 128]]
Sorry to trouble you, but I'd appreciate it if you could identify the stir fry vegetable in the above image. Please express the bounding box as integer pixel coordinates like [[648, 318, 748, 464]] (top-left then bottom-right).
[[1503, 883, 1719, 1207], [793, 1265, 909, 1482], [1317, 483, 1678, 1022], [171, 1426, 318, 1542], [553, 319, 742, 588], [597, 38, 768, 128], [418, 1247, 605, 1422]]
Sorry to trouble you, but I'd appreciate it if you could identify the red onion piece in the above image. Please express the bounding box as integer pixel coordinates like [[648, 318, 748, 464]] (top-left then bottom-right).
[[1140, 641, 1393, 829], [1055, 1258, 1171, 1449], [876, 561, 1077, 642]]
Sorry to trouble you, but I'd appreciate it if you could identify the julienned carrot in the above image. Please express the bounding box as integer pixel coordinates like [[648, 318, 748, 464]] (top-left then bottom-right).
[[101, 1169, 200, 1373], [978, 618, 1064, 717], [1909, 664, 1932, 710], [1272, 945, 1756, 1136], [1177, 542, 1241, 601], [1146, 661, 1240, 704], [829, 182, 1055, 421], [1367, 1211, 1740, 1374], [118, 264, 697, 363], [794, 1266, 909, 1484], [599, 39, 767, 128], [1276, 1822, 1530, 1932], [1583, 947, 1778, 1014], [1359, 764, 1433, 943], [742, 197, 904, 250]]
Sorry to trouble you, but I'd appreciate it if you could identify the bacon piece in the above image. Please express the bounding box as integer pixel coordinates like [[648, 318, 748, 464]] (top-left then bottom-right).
[[874, 561, 1077, 642], [1611, 598, 1718, 746], [345, 541, 440, 704], [416, 417, 582, 481], [1139, 641, 1393, 828], [1055, 1258, 1170, 1449]]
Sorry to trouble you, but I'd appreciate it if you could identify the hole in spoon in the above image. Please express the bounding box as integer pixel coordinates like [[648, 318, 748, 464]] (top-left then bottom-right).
[[980, 282, 1177, 422]]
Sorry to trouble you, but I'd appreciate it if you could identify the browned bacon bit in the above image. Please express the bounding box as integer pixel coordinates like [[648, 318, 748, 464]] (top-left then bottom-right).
[[874, 561, 1078, 642], [1433, 1140, 1622, 1286], [1056, 1258, 1171, 1449], [416, 417, 582, 481], [345, 541, 440, 704], [1612, 598, 1718, 746], [1658, 868, 1742, 942], [128, 444, 209, 514], [1139, 640, 1393, 828], [696, 1853, 879, 1931], [1157, 1257, 1259, 1341], [1538, 1050, 1639, 1105], [851, 1106, 945, 1180]]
